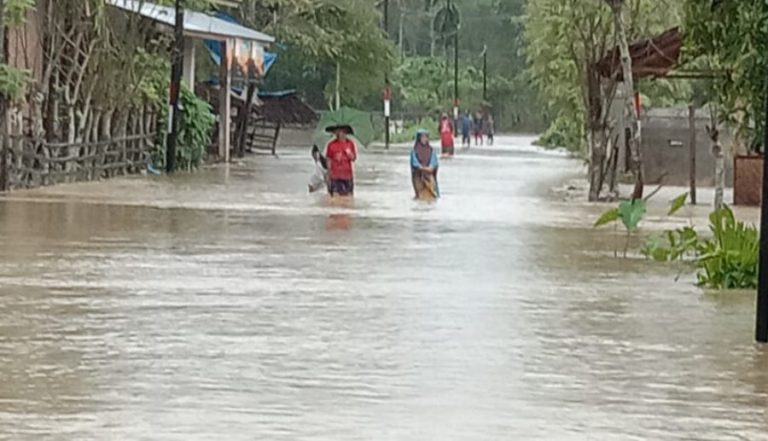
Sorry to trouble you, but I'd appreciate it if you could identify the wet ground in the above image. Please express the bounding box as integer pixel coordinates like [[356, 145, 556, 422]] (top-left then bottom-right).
[[0, 135, 767, 440]]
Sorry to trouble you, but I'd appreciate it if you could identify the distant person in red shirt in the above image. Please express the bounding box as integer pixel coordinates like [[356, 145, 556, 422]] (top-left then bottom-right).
[[438, 113, 455, 157], [325, 126, 357, 196]]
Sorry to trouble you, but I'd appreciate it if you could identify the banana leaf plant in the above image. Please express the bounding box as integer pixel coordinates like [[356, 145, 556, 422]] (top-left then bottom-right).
[[594, 192, 688, 258]]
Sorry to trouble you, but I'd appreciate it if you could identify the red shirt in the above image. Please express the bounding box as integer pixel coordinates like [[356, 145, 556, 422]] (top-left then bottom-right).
[[440, 119, 453, 134], [326, 139, 357, 180]]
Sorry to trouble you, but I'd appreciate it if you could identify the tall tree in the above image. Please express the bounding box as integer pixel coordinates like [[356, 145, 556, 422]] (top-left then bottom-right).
[[526, 0, 681, 201], [240, 0, 392, 109], [684, 0, 768, 153], [604, 0, 642, 199]]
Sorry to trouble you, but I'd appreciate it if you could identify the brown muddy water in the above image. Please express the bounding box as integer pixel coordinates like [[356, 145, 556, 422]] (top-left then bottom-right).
[[0, 135, 767, 440]]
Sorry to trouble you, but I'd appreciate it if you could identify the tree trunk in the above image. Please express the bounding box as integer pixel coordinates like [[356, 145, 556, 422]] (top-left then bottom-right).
[[708, 125, 725, 210], [714, 150, 725, 211], [0, 0, 5, 64], [398, 2, 405, 59], [335, 62, 341, 111], [610, 1, 643, 200], [586, 65, 606, 201], [236, 83, 255, 158], [588, 130, 603, 201], [429, 11, 436, 57], [607, 133, 620, 196]]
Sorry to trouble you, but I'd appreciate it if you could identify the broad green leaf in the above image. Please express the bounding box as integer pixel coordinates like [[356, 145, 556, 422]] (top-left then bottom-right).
[[668, 192, 689, 216], [594, 208, 620, 227], [618, 199, 647, 231]]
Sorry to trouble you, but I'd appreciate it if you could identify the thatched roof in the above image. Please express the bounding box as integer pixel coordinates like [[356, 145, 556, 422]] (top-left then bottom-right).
[[596, 27, 682, 80]]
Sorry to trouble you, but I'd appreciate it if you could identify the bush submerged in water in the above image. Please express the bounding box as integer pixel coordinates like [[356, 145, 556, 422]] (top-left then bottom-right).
[[642, 206, 759, 290], [533, 115, 584, 153]]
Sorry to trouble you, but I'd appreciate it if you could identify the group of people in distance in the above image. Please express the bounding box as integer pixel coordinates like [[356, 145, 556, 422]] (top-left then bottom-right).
[[437, 110, 496, 157], [462, 111, 495, 148], [309, 110, 494, 201]]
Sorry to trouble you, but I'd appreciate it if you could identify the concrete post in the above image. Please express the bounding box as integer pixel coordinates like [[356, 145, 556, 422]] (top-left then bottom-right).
[[218, 39, 232, 162], [182, 37, 196, 90]]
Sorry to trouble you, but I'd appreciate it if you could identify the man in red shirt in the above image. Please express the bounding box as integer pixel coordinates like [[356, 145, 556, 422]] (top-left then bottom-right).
[[325, 126, 357, 196]]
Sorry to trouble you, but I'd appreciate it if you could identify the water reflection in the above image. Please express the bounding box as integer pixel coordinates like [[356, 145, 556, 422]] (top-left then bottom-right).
[[326, 214, 352, 231], [0, 136, 767, 440]]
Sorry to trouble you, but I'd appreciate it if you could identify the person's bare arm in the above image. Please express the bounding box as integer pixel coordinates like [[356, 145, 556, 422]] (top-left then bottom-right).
[[345, 142, 357, 161]]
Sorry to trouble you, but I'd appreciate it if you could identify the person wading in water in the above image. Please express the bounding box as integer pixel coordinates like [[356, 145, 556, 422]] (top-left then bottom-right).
[[410, 129, 440, 201], [325, 126, 357, 197], [438, 113, 455, 157], [473, 111, 484, 146], [461, 111, 472, 148]]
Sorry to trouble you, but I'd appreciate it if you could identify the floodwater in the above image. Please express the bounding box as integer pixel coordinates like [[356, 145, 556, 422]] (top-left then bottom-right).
[[0, 135, 767, 440]]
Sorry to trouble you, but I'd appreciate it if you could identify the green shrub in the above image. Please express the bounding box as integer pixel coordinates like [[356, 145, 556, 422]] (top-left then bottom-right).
[[386, 117, 439, 144], [0, 64, 30, 101], [154, 86, 216, 171], [697, 207, 759, 289], [533, 115, 584, 152], [642, 206, 759, 289]]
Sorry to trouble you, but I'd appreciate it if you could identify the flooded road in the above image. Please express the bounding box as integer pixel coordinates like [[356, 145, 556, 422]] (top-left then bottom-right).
[[1, 135, 767, 440]]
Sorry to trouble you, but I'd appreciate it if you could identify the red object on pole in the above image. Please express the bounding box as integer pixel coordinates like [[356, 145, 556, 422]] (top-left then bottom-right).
[[634, 92, 641, 117]]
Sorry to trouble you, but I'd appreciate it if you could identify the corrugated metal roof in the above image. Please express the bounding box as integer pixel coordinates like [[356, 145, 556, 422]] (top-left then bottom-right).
[[107, 0, 275, 43]]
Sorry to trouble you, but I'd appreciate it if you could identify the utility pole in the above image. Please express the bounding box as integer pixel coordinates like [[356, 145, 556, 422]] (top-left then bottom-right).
[[0, 0, 5, 67], [453, 11, 459, 134], [0, 0, 8, 191], [383, 0, 390, 149], [756, 57, 768, 343], [482, 44, 488, 102], [166, 0, 184, 174]]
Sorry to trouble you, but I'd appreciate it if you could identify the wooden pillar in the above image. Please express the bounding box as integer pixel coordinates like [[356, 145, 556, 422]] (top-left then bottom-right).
[[615, 91, 627, 174], [218, 39, 232, 162], [0, 110, 7, 192], [688, 105, 697, 205], [272, 122, 281, 156], [182, 37, 196, 90]]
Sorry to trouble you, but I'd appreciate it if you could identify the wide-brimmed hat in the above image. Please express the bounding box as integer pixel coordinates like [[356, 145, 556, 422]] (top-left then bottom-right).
[[325, 124, 354, 135]]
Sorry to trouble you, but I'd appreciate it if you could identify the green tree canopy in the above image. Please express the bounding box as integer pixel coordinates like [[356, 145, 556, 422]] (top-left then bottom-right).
[[684, 0, 768, 151], [240, 0, 393, 109], [525, 0, 685, 152]]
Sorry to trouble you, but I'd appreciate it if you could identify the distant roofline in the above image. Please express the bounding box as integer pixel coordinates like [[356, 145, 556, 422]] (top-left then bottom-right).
[[107, 0, 275, 44]]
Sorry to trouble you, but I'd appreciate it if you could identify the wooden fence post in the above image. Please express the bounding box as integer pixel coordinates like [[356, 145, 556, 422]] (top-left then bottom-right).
[[272, 122, 281, 156]]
